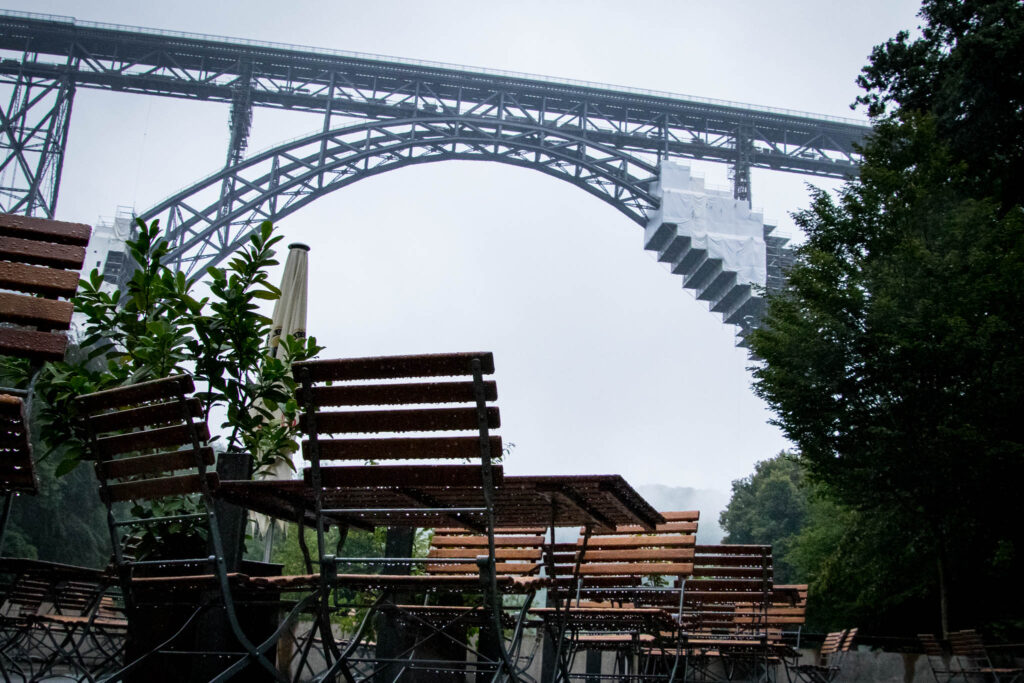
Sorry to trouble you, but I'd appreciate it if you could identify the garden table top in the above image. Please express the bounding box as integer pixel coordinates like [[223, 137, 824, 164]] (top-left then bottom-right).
[[216, 469, 663, 531]]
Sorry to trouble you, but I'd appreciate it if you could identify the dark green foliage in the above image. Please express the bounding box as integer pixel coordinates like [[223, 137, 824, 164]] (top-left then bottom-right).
[[856, 0, 1024, 209], [749, 0, 1024, 637], [719, 454, 807, 584]]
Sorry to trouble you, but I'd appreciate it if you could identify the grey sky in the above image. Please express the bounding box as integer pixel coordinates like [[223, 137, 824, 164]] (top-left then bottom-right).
[[8, 0, 922, 492]]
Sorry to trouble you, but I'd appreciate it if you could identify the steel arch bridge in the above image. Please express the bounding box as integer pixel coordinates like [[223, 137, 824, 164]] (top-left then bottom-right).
[[0, 9, 872, 337], [141, 116, 659, 277]]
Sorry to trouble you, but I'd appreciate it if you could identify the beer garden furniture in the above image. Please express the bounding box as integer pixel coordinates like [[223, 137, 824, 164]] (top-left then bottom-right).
[[213, 351, 666, 682], [0, 213, 92, 553], [73, 375, 309, 682]]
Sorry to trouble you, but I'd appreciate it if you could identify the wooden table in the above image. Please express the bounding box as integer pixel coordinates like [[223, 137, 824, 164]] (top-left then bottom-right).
[[216, 469, 664, 531]]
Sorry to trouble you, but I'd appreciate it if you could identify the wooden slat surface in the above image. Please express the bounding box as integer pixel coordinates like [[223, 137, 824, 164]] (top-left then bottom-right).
[[0, 214, 92, 246], [309, 463, 500, 489], [101, 447, 215, 479], [0, 327, 67, 362], [585, 536, 695, 549], [103, 472, 219, 502], [293, 352, 494, 382], [429, 547, 542, 560], [87, 398, 202, 434], [305, 435, 502, 461], [306, 406, 499, 435], [0, 235, 87, 269], [299, 380, 497, 407], [91, 422, 210, 457], [0, 261, 80, 298], [74, 375, 194, 413], [430, 534, 544, 548], [0, 292, 74, 329], [579, 562, 693, 576]]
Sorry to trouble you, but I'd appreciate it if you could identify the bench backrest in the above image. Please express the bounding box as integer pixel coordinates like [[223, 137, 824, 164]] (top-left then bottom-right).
[[550, 511, 698, 605], [75, 375, 218, 508], [0, 559, 108, 620], [733, 583, 807, 630], [293, 352, 500, 468], [950, 630, 994, 671], [683, 544, 774, 633], [0, 214, 91, 500], [0, 213, 91, 364], [426, 527, 546, 578]]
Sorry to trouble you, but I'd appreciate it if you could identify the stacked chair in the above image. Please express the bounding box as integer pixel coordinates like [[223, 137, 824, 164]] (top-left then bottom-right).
[[0, 213, 125, 681], [919, 630, 1021, 683], [532, 511, 699, 682], [0, 213, 92, 553]]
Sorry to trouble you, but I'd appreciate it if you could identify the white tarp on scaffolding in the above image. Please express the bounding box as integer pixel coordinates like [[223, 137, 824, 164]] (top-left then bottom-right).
[[646, 160, 767, 287]]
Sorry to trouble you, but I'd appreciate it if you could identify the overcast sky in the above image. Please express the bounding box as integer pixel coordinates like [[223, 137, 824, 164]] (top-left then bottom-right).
[[8, 0, 923, 493]]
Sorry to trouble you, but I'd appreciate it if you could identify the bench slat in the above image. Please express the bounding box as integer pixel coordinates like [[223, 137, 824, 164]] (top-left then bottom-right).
[[578, 562, 693, 576], [0, 214, 92, 246], [430, 535, 544, 548], [0, 261, 81, 298], [304, 436, 502, 461], [299, 381, 497, 407], [305, 406, 499, 435], [0, 292, 74, 329], [293, 352, 494, 382], [0, 327, 67, 362], [584, 536, 695, 549], [101, 447, 215, 480], [74, 375, 195, 414], [103, 472, 219, 502], [87, 398, 202, 434], [0, 236, 87, 269], [91, 422, 211, 457], [309, 463, 500, 489]]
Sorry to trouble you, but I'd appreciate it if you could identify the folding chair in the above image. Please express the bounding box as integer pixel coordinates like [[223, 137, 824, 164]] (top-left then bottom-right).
[[283, 351, 525, 682], [0, 557, 125, 680], [0, 213, 91, 554], [74, 374, 303, 682], [792, 628, 857, 683], [533, 511, 699, 683], [949, 630, 1022, 683]]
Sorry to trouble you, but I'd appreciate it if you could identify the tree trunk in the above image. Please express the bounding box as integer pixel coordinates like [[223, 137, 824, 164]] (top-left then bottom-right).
[[936, 538, 950, 639]]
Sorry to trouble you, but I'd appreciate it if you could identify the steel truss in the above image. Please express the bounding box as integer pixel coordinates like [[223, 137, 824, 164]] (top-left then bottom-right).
[[139, 116, 660, 277], [0, 10, 868, 221], [0, 67, 74, 218]]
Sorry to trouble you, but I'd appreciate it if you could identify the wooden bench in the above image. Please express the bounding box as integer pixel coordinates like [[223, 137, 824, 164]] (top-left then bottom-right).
[[0, 213, 91, 552]]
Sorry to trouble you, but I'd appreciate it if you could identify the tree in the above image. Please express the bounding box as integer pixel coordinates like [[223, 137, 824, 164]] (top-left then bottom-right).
[[750, 0, 1024, 637], [719, 453, 808, 584]]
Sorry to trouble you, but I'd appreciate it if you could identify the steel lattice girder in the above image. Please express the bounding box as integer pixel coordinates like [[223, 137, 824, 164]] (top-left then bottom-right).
[[0, 10, 868, 184], [139, 117, 659, 278], [0, 69, 74, 218]]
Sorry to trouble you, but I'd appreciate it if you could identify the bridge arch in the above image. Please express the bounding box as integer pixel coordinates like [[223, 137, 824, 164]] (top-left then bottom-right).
[[138, 116, 661, 277]]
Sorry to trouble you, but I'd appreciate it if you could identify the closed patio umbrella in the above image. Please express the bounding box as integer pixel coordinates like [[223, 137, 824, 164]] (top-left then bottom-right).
[[254, 242, 309, 558]]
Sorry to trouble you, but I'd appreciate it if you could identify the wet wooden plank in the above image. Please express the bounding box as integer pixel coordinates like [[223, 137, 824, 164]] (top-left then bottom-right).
[[293, 352, 494, 382], [306, 435, 501, 461]]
